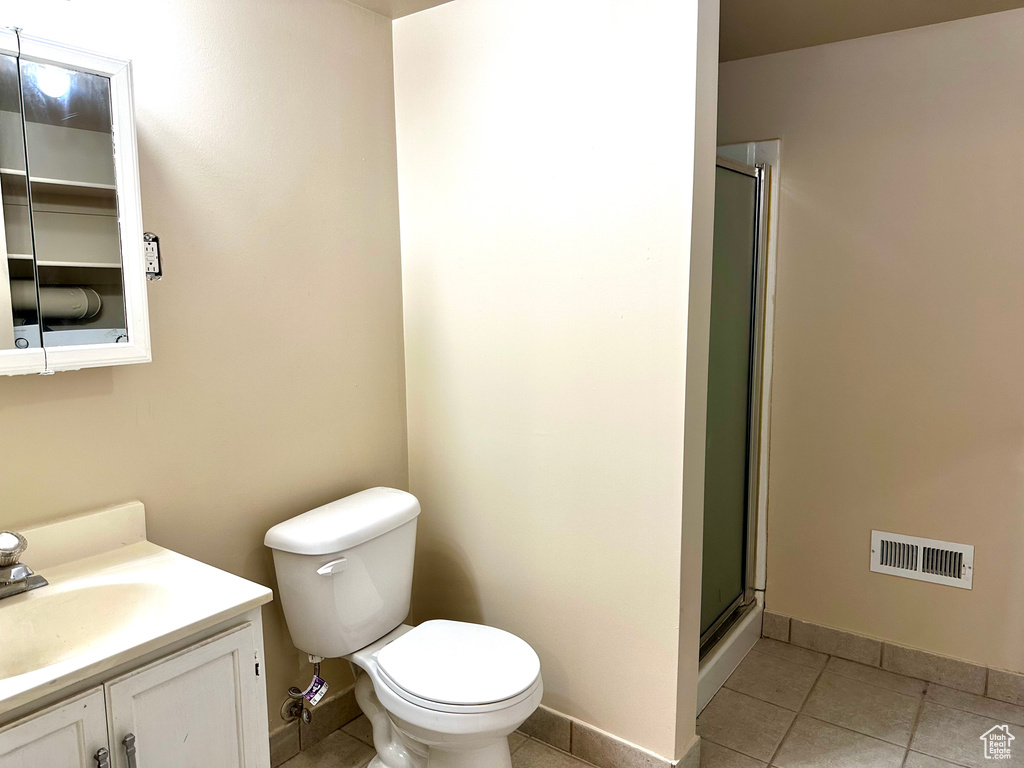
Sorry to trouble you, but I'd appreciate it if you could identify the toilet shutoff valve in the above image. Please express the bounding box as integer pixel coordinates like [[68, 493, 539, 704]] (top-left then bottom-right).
[[285, 659, 328, 725]]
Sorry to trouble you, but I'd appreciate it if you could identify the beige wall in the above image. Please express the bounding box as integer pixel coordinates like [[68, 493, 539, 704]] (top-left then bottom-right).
[[394, 0, 715, 758], [719, 9, 1024, 672], [0, 0, 407, 729]]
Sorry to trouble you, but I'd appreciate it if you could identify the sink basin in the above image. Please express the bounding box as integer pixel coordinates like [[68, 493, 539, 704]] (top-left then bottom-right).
[[0, 504, 273, 722], [0, 581, 174, 680]]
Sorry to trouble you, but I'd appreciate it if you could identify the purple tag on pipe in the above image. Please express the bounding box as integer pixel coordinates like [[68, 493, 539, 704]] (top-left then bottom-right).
[[302, 675, 328, 706]]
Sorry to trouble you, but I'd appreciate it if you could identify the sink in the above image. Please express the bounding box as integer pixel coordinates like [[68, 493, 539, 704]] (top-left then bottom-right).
[[0, 581, 175, 680], [0, 521, 271, 720]]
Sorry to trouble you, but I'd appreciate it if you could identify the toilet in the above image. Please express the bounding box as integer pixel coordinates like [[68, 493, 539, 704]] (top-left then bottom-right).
[[265, 487, 543, 768]]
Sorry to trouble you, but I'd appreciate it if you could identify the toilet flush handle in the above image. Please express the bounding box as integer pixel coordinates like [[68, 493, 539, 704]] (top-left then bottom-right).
[[316, 558, 347, 576]]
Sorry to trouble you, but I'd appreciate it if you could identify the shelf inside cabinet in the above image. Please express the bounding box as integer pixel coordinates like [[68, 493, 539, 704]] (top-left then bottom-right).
[[0, 167, 116, 197], [7, 253, 122, 269]]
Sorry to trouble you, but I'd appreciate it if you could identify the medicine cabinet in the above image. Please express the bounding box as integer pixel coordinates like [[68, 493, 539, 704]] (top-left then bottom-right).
[[0, 29, 149, 376]]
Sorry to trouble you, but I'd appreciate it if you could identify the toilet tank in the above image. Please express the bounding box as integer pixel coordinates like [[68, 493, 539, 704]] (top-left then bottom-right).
[[265, 487, 420, 658]]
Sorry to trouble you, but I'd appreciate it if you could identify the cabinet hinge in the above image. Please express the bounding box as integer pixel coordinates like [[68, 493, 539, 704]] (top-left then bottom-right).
[[255, 662, 260, 677]]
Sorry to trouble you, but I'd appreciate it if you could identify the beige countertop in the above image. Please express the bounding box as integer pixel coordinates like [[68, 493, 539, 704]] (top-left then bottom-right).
[[0, 510, 272, 719]]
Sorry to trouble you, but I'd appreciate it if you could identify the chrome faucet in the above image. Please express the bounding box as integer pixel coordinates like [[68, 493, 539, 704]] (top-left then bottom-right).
[[0, 531, 47, 600]]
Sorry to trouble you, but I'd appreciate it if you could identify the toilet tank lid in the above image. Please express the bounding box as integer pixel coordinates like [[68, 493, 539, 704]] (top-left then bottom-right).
[[264, 488, 420, 555]]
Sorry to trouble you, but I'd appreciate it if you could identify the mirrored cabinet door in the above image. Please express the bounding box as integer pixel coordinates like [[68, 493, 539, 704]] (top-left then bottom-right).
[[0, 30, 149, 376], [21, 59, 128, 347], [0, 44, 43, 366]]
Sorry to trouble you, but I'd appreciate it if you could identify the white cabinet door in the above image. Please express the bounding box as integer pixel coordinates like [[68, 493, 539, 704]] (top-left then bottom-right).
[[0, 688, 108, 768], [106, 624, 268, 768]]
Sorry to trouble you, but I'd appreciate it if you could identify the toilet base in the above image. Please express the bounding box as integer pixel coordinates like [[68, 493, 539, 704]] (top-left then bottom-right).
[[367, 742, 512, 768], [356, 673, 427, 768], [425, 740, 512, 768], [355, 670, 517, 768], [363, 734, 513, 768]]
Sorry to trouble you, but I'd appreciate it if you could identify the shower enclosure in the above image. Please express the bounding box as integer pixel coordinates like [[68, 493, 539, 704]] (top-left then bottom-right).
[[699, 155, 769, 655]]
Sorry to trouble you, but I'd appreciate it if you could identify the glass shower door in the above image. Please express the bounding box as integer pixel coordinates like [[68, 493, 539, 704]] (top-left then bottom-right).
[[700, 158, 766, 650]]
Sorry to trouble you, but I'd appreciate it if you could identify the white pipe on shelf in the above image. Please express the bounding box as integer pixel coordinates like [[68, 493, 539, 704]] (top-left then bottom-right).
[[9, 279, 102, 320]]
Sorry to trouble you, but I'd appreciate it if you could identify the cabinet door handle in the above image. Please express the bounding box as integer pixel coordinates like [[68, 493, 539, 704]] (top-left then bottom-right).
[[122, 733, 138, 768], [95, 747, 111, 768]]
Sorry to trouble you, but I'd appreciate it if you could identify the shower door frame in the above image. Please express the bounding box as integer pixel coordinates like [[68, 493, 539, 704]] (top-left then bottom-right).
[[698, 155, 770, 653]]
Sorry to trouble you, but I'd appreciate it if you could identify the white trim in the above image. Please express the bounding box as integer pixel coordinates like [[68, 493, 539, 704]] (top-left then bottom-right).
[[0, 35, 35, 367], [16, 33, 128, 78], [697, 593, 762, 714], [717, 139, 781, 593], [0, 347, 44, 375], [0, 34, 150, 375], [0, 169, 15, 352], [0, 29, 17, 58]]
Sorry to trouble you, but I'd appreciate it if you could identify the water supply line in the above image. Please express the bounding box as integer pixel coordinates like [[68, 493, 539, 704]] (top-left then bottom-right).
[[286, 655, 326, 725]]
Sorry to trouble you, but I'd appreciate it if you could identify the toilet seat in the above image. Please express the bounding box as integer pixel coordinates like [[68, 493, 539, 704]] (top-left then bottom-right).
[[375, 620, 541, 714]]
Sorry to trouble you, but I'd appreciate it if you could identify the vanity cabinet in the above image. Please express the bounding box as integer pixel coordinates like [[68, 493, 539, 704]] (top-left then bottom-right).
[[106, 623, 266, 768], [0, 689, 106, 768], [0, 624, 268, 768]]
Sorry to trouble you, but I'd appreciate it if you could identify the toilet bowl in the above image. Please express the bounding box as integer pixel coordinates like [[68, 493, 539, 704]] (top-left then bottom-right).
[[265, 488, 543, 768], [349, 622, 542, 768]]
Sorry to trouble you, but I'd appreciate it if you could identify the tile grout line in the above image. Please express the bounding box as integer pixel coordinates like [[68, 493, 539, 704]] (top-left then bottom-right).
[[753, 642, 828, 671], [720, 669, 817, 715], [921, 688, 1024, 726], [700, 737, 755, 764], [904, 743, 972, 768], [818, 661, 927, 699], [920, 697, 1024, 728], [905, 692, 927, 759], [743, 636, 1021, 768], [823, 675, 925, 701], [777, 640, 924, 695], [750, 646, 820, 668], [911, 749, 971, 768], [523, 736, 593, 766], [796, 711, 915, 751], [796, 652, 927, 753], [763, 654, 831, 767], [795, 657, 827, 713], [730, 657, 924, 713], [698, 709, 786, 766], [792, 651, 926, 752], [711, 643, 994, 766], [703, 689, 916, 765]]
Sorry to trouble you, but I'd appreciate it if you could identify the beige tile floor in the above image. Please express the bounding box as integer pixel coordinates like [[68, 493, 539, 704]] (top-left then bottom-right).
[[698, 638, 1024, 768], [281, 715, 596, 768], [282, 638, 1024, 768]]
